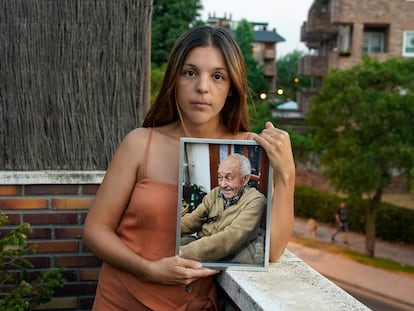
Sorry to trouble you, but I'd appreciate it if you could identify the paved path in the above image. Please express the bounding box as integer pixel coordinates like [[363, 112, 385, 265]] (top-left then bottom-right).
[[288, 217, 414, 310]]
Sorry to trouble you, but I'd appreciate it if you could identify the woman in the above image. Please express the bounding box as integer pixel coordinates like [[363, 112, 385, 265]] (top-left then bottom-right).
[[83, 25, 295, 310]]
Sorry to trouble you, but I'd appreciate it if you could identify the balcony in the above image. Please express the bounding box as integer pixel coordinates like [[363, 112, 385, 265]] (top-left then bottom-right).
[[263, 49, 276, 60], [300, 10, 338, 44], [263, 62, 276, 76], [298, 55, 329, 77]]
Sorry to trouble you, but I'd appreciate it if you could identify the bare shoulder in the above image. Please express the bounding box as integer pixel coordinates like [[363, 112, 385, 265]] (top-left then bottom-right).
[[108, 127, 151, 173], [122, 127, 151, 147]]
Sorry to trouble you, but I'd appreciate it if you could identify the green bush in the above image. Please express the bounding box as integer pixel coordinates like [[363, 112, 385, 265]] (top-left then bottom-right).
[[294, 185, 414, 244], [294, 185, 340, 222], [0, 212, 64, 311]]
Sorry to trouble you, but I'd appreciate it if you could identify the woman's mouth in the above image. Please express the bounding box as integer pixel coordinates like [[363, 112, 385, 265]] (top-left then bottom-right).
[[192, 101, 209, 109]]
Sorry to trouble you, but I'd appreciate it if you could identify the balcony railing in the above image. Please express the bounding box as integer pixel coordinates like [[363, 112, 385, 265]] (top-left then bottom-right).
[[300, 9, 338, 43], [219, 248, 370, 310], [298, 55, 329, 77], [263, 49, 276, 60]]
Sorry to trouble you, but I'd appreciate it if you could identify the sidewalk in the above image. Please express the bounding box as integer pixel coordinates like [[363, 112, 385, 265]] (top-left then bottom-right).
[[288, 217, 414, 309]]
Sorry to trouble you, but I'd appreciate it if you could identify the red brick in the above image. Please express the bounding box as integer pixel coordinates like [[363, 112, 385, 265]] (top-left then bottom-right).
[[0, 213, 20, 224], [27, 256, 52, 269], [28, 227, 52, 239], [79, 297, 95, 310], [82, 184, 100, 195], [55, 227, 83, 239], [52, 198, 93, 210], [0, 185, 21, 195], [61, 269, 78, 282], [25, 184, 80, 195], [37, 297, 78, 310], [29, 240, 79, 253], [56, 255, 101, 267], [80, 268, 100, 281], [0, 197, 48, 210], [24, 212, 78, 225], [56, 283, 97, 296]]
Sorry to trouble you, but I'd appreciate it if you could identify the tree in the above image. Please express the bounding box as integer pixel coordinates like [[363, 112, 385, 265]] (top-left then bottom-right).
[[306, 56, 414, 257], [235, 19, 268, 99], [276, 50, 311, 101], [151, 0, 203, 66]]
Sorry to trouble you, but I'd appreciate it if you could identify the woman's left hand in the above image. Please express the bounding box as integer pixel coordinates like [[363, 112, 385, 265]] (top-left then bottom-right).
[[248, 121, 296, 262], [249, 122, 295, 184]]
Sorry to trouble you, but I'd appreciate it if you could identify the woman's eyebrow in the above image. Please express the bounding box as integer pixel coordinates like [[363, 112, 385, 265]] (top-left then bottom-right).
[[183, 63, 228, 72]]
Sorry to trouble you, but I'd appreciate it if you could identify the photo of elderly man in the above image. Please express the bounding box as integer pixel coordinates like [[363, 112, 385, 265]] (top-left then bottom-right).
[[180, 153, 266, 264]]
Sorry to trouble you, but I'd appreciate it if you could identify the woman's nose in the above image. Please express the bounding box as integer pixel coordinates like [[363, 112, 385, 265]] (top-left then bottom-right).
[[196, 74, 209, 93]]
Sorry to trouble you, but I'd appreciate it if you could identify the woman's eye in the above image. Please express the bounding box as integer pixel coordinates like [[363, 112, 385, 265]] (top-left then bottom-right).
[[184, 70, 196, 77], [213, 73, 223, 80]]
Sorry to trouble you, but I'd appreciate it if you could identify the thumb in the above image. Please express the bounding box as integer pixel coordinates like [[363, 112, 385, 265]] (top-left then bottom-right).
[[265, 121, 275, 129], [179, 257, 203, 269]]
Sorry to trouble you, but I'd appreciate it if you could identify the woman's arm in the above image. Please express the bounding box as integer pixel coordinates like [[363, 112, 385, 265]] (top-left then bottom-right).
[[250, 122, 295, 262], [83, 128, 217, 285]]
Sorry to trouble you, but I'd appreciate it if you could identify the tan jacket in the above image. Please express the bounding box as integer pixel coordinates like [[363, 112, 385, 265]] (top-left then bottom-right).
[[180, 187, 266, 262]]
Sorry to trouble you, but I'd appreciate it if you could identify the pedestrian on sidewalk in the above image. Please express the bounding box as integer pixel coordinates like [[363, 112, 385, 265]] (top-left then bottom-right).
[[331, 201, 349, 244]]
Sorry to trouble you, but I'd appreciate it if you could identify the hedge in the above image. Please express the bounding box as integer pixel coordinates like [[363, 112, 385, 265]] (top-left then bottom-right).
[[294, 185, 414, 244]]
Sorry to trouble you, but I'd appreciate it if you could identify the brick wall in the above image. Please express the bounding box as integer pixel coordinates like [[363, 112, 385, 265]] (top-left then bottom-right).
[[0, 172, 104, 310]]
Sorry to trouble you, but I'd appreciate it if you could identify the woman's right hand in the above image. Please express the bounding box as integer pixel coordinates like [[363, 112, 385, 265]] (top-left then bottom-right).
[[142, 256, 220, 285]]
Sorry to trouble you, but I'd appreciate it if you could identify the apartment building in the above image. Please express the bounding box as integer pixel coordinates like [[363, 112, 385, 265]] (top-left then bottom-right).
[[298, 0, 414, 114], [206, 13, 285, 93]]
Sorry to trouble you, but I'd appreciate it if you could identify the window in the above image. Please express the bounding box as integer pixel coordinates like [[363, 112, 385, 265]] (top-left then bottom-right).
[[403, 31, 414, 57], [363, 32, 385, 53], [338, 25, 352, 53]]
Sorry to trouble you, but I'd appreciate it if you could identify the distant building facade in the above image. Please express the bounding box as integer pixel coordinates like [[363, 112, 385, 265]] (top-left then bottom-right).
[[298, 0, 414, 114], [206, 13, 285, 93]]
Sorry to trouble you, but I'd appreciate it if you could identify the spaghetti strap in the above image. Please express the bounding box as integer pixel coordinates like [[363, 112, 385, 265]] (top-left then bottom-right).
[[142, 128, 153, 178]]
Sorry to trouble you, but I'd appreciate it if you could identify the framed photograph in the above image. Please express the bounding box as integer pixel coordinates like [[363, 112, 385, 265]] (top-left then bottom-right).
[[176, 138, 273, 271]]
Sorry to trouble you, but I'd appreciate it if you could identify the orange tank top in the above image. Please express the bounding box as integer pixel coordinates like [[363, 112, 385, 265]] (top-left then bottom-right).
[[100, 128, 219, 310]]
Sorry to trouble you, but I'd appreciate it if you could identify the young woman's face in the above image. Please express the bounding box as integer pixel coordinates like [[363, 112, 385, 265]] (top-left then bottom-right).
[[176, 46, 232, 127]]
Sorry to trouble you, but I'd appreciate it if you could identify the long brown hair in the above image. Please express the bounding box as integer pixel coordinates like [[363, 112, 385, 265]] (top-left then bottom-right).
[[143, 26, 249, 132]]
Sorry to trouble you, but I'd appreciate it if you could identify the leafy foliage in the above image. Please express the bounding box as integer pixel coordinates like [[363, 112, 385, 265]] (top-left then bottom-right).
[[150, 64, 166, 104], [248, 101, 277, 134], [306, 56, 414, 256], [276, 50, 311, 101], [151, 0, 203, 66], [0, 212, 63, 310], [306, 56, 414, 197]]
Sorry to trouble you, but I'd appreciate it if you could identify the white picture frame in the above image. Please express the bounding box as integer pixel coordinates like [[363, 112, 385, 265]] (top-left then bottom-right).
[[175, 138, 273, 271]]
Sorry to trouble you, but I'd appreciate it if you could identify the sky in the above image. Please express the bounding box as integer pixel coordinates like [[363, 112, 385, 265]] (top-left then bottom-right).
[[200, 0, 314, 57]]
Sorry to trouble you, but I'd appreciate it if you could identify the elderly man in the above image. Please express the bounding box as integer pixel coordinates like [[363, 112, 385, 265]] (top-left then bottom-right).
[[180, 153, 266, 264]]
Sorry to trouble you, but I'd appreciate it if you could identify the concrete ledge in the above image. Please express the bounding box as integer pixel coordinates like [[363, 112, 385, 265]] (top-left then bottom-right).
[[217, 250, 370, 311], [0, 170, 105, 184]]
